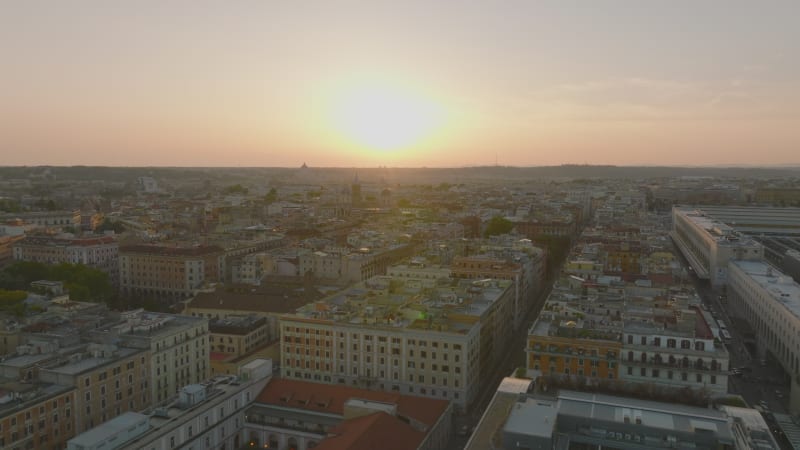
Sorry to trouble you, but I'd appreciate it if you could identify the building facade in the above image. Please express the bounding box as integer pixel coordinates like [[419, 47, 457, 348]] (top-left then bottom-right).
[[13, 235, 119, 283], [118, 244, 224, 300], [671, 206, 763, 287], [112, 310, 210, 404], [279, 275, 515, 412], [728, 260, 800, 413]]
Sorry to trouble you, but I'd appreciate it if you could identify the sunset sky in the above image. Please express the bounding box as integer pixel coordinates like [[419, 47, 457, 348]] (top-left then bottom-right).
[[2, 1, 798, 167]]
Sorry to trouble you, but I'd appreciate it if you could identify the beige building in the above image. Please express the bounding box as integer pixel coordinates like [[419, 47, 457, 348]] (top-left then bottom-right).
[[38, 345, 151, 433], [279, 273, 515, 412], [728, 260, 800, 413], [13, 234, 119, 283], [111, 310, 210, 403], [119, 244, 224, 300], [0, 382, 76, 450]]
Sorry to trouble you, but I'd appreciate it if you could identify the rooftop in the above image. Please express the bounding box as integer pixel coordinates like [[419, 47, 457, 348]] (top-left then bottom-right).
[[67, 412, 148, 447], [119, 244, 224, 256], [288, 276, 512, 335], [0, 381, 74, 417], [43, 347, 141, 376], [255, 378, 449, 429], [674, 207, 762, 248], [313, 412, 426, 450], [731, 260, 800, 321], [557, 390, 733, 438], [188, 284, 324, 314]]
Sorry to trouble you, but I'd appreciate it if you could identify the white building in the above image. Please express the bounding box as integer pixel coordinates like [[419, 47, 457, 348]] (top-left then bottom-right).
[[727, 260, 800, 413], [671, 206, 763, 287], [67, 360, 272, 450], [279, 277, 515, 412], [112, 310, 211, 403]]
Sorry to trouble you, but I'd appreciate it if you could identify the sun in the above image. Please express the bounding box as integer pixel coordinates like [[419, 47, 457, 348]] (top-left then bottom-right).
[[330, 82, 443, 152]]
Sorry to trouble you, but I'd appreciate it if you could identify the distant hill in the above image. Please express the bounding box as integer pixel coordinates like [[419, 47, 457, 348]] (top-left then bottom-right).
[[0, 164, 798, 185]]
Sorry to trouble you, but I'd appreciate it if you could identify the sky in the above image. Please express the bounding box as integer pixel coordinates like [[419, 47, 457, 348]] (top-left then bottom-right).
[[1, 1, 799, 168]]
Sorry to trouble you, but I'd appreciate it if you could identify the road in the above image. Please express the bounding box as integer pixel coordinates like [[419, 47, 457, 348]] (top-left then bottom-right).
[[447, 278, 556, 450]]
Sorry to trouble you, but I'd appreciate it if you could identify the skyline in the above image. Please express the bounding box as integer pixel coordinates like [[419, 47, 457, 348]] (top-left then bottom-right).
[[2, 1, 799, 167]]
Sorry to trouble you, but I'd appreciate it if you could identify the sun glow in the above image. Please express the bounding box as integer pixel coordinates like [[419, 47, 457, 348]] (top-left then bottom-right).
[[330, 82, 444, 152]]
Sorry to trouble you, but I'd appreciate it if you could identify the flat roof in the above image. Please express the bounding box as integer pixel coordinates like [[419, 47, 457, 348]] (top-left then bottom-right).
[[730, 260, 800, 321], [674, 207, 761, 247], [557, 390, 732, 438], [504, 397, 557, 438], [44, 348, 141, 376], [288, 276, 512, 335], [676, 205, 800, 237], [68, 412, 149, 446]]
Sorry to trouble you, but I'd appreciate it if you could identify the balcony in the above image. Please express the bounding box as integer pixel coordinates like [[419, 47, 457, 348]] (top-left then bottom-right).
[[622, 357, 724, 373]]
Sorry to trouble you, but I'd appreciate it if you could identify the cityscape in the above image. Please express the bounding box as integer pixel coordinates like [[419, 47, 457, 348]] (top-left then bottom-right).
[[2, 2, 800, 450], [1, 167, 800, 450]]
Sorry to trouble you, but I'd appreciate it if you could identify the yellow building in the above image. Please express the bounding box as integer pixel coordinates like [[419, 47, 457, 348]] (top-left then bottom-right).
[[37, 345, 151, 434], [527, 324, 621, 380]]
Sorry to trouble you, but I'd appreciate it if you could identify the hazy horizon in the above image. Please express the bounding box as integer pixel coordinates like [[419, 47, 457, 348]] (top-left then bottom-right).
[[2, 1, 799, 167]]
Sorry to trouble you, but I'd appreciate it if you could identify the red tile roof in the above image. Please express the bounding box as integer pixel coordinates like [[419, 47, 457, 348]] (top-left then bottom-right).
[[313, 412, 425, 450], [255, 378, 448, 428], [210, 352, 229, 361]]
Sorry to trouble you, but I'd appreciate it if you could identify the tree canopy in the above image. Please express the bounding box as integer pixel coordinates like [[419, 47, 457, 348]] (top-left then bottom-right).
[[484, 216, 514, 237], [0, 262, 113, 304]]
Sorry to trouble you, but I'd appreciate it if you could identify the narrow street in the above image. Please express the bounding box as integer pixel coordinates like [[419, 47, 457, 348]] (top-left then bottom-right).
[[447, 277, 557, 450]]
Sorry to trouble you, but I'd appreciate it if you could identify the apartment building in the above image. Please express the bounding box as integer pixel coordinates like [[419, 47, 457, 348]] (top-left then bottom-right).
[[2, 210, 81, 228], [620, 298, 729, 395], [13, 234, 119, 282], [110, 310, 210, 404], [118, 244, 224, 300], [728, 260, 800, 413], [298, 243, 414, 283], [67, 360, 272, 450], [37, 345, 151, 433], [279, 274, 514, 412], [207, 315, 271, 375], [527, 288, 623, 381], [0, 382, 76, 450], [451, 255, 532, 331], [527, 279, 729, 394]]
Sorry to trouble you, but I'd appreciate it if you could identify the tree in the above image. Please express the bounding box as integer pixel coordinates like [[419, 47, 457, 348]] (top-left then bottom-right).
[[0, 198, 21, 213], [264, 188, 278, 203], [223, 184, 248, 195], [484, 216, 514, 237], [0, 262, 113, 304]]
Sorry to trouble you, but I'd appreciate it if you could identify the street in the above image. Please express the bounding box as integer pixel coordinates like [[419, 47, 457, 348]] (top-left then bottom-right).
[[446, 279, 556, 450]]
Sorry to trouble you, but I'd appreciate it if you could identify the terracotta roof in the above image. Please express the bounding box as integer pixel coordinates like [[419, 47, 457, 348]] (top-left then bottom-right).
[[119, 244, 223, 256], [313, 412, 425, 450], [255, 378, 448, 428]]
